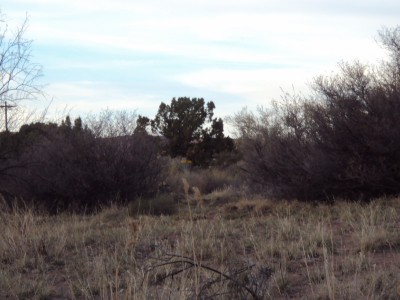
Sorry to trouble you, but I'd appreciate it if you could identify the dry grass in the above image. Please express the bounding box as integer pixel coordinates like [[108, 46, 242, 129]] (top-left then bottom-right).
[[1, 196, 400, 299]]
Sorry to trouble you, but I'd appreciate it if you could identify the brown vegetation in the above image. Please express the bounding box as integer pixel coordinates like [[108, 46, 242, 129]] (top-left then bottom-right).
[[2, 25, 400, 299], [231, 26, 400, 202], [1, 194, 400, 299], [0, 116, 167, 213]]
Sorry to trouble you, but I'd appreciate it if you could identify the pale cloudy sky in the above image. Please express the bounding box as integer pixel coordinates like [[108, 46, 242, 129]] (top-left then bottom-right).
[[1, 0, 400, 121]]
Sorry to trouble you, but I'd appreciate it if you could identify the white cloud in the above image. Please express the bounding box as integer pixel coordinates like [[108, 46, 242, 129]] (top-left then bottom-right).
[[173, 67, 316, 105], [43, 81, 159, 115], [4, 0, 392, 67], [25, 10, 387, 68], [2, 0, 399, 119]]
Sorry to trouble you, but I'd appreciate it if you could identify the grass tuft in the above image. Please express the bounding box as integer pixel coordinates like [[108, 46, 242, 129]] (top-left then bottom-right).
[[1, 196, 400, 299]]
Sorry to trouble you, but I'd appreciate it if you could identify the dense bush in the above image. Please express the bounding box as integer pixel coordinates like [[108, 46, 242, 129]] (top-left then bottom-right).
[[139, 97, 236, 167], [0, 116, 167, 213], [233, 26, 400, 201]]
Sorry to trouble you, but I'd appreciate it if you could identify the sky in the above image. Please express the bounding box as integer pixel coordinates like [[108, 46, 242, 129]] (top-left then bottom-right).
[[1, 0, 400, 125]]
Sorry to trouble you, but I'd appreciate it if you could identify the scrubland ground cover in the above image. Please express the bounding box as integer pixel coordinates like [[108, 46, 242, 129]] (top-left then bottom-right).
[[1, 186, 400, 299], [2, 23, 400, 300]]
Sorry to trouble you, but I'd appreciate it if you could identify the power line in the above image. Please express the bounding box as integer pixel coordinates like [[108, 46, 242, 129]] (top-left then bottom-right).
[[0, 101, 16, 132]]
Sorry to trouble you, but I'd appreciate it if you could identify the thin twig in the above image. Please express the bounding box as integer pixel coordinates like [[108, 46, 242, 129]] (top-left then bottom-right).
[[147, 253, 260, 300]]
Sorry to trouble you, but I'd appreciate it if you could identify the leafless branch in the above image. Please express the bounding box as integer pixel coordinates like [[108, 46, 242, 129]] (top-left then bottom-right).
[[146, 252, 260, 300], [0, 15, 43, 105]]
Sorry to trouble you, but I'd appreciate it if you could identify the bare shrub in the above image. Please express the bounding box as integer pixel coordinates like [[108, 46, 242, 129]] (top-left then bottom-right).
[[233, 26, 400, 201], [5, 117, 167, 213]]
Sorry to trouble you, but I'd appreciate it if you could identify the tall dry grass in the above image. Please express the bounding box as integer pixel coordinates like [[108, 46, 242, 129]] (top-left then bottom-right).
[[1, 197, 400, 299]]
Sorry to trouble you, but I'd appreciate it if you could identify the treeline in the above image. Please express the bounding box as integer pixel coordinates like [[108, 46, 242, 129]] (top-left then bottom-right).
[[2, 26, 400, 212], [0, 101, 236, 213]]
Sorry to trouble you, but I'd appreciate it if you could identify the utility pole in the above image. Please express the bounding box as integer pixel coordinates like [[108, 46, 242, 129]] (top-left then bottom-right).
[[0, 101, 16, 132]]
